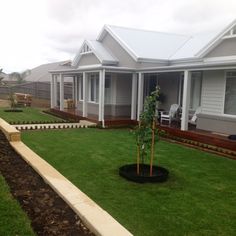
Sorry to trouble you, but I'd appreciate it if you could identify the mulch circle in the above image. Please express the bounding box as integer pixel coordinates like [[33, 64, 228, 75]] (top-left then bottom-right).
[[119, 164, 169, 183], [0, 131, 95, 236]]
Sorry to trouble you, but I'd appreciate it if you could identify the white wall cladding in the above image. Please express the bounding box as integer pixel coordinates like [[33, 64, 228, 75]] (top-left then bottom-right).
[[206, 38, 236, 58], [201, 70, 225, 115], [101, 33, 137, 68], [115, 74, 132, 105], [78, 53, 100, 66]]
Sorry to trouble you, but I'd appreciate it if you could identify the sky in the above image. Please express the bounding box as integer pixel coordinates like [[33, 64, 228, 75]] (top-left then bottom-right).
[[0, 0, 236, 73]]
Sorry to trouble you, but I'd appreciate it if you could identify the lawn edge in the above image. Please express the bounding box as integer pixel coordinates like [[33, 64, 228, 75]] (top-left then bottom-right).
[[1, 118, 133, 236]]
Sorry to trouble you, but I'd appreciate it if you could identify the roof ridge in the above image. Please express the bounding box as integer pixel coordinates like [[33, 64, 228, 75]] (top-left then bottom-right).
[[168, 36, 194, 59], [106, 24, 190, 38]]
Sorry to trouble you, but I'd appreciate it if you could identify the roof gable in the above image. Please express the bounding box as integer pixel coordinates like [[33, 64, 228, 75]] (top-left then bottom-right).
[[195, 19, 236, 58], [72, 40, 118, 67]]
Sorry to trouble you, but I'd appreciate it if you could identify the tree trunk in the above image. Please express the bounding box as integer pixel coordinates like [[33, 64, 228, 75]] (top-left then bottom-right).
[[150, 118, 155, 176]]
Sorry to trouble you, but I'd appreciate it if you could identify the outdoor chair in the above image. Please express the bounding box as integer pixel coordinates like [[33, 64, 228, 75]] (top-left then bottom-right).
[[189, 106, 202, 125], [160, 104, 181, 126]]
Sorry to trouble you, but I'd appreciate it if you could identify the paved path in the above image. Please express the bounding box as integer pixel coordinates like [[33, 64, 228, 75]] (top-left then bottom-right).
[[13, 120, 96, 130]]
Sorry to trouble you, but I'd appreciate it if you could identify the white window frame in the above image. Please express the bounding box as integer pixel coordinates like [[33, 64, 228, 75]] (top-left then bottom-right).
[[189, 71, 202, 111], [223, 70, 236, 116], [89, 73, 99, 104]]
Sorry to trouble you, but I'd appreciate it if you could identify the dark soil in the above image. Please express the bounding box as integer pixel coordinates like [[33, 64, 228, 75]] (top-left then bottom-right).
[[4, 108, 23, 112], [119, 164, 169, 183], [0, 131, 95, 236]]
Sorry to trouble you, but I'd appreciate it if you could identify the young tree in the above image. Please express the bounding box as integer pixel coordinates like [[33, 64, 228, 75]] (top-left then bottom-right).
[[135, 87, 160, 176], [9, 70, 30, 84]]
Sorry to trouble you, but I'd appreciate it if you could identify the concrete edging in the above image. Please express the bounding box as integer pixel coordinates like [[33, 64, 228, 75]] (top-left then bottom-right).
[[0, 118, 133, 236]]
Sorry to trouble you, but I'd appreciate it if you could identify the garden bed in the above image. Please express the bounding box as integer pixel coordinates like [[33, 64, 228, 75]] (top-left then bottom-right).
[[0, 131, 94, 236]]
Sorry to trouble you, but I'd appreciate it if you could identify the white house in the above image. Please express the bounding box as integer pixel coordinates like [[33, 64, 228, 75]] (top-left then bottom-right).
[[50, 20, 236, 134]]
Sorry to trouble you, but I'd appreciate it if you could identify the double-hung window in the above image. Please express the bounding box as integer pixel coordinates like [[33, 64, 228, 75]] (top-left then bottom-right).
[[78, 76, 83, 101], [89, 74, 99, 103], [224, 71, 236, 115], [190, 72, 202, 110]]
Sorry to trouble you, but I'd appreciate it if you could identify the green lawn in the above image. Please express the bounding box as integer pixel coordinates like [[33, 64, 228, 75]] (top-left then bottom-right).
[[0, 107, 62, 123], [22, 129, 236, 236], [0, 175, 35, 236]]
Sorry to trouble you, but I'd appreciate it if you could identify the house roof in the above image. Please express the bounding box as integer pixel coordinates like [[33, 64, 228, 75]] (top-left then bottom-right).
[[25, 61, 71, 82], [87, 40, 118, 64], [68, 19, 236, 71], [97, 21, 236, 62], [99, 25, 192, 61], [170, 32, 218, 60]]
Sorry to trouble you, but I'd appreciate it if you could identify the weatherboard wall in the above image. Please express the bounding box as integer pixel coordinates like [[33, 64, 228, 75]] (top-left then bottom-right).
[[78, 53, 100, 66], [201, 70, 225, 115], [205, 38, 236, 57]]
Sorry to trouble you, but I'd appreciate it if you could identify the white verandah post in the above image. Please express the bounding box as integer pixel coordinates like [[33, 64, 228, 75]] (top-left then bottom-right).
[[131, 73, 138, 120], [74, 75, 78, 108], [82, 72, 87, 117], [50, 74, 55, 108], [72, 76, 75, 100], [54, 75, 58, 107], [59, 74, 64, 111], [137, 72, 144, 121], [99, 69, 105, 126], [181, 70, 191, 131]]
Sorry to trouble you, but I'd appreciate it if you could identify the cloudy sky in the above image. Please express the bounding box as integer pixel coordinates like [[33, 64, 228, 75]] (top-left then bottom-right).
[[0, 0, 236, 73]]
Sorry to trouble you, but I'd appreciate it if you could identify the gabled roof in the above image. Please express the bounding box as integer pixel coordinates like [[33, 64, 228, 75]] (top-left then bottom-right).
[[170, 32, 218, 60], [72, 40, 118, 67], [25, 61, 71, 82], [97, 20, 236, 62], [98, 25, 191, 61]]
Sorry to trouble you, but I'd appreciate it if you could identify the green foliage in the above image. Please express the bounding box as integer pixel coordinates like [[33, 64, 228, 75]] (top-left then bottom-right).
[[0, 107, 62, 123], [8, 93, 18, 108], [8, 70, 30, 84], [0, 175, 35, 235], [134, 87, 160, 164]]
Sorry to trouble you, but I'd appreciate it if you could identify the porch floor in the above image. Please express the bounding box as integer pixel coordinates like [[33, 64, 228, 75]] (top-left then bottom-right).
[[50, 108, 236, 155], [50, 108, 135, 125], [159, 124, 236, 155]]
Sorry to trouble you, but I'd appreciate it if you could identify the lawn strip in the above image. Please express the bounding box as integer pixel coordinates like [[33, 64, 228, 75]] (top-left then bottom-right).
[[0, 130, 94, 236]]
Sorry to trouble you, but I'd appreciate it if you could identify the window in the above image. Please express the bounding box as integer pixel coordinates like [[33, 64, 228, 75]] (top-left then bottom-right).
[[178, 72, 202, 110], [89, 74, 99, 103], [144, 74, 158, 98], [105, 74, 112, 104], [190, 72, 202, 110], [224, 71, 236, 115], [81, 44, 91, 53], [79, 76, 83, 100]]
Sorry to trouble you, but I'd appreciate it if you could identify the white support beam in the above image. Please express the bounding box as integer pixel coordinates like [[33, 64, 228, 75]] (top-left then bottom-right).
[[72, 76, 75, 100], [50, 74, 54, 108], [54, 75, 58, 107], [75, 76, 78, 108], [82, 72, 87, 117], [137, 72, 144, 121], [99, 69, 105, 125], [131, 73, 138, 120], [59, 74, 64, 111], [181, 70, 191, 131]]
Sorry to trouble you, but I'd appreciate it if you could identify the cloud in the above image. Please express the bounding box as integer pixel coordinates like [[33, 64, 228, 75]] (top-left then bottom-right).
[[0, 0, 236, 72]]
